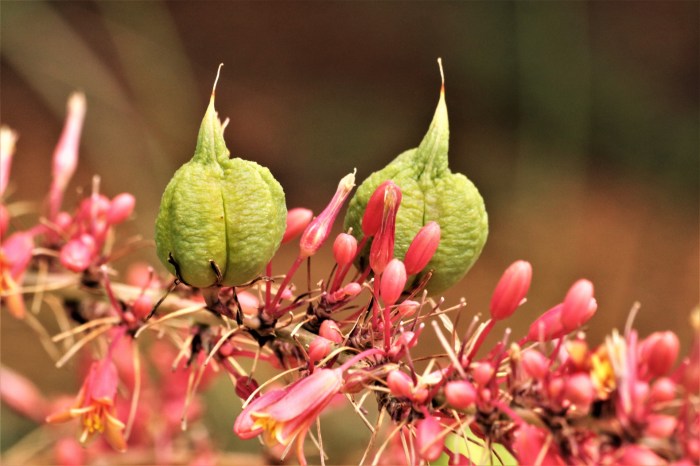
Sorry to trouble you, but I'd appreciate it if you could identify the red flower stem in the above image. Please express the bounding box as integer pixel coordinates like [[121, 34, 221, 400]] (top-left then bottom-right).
[[372, 276, 381, 339], [268, 256, 303, 317], [466, 319, 496, 362]]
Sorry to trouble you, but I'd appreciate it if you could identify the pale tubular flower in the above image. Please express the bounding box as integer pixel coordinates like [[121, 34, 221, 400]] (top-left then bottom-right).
[[299, 172, 355, 259], [0, 126, 18, 197], [48, 93, 86, 220]]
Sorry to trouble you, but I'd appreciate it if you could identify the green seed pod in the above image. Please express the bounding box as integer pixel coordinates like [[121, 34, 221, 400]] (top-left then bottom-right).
[[155, 73, 286, 288], [344, 67, 488, 294]]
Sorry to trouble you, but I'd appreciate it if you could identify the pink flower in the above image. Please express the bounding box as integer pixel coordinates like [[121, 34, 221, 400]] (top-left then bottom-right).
[[361, 180, 394, 237], [282, 208, 313, 244], [106, 193, 135, 225], [560, 279, 596, 332], [404, 221, 441, 275], [46, 359, 126, 452], [299, 173, 355, 258], [369, 182, 401, 274], [332, 232, 357, 267], [489, 260, 532, 321], [234, 368, 343, 466], [59, 234, 97, 273], [379, 258, 406, 306]]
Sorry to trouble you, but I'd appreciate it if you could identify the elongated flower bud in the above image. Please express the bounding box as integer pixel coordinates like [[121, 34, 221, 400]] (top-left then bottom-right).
[[49, 93, 86, 220], [361, 180, 394, 237], [369, 183, 401, 274], [107, 193, 135, 225], [527, 304, 566, 342], [0, 126, 18, 197], [299, 172, 355, 259], [386, 370, 413, 399], [282, 208, 313, 244], [640, 331, 680, 377], [380, 259, 406, 305], [416, 414, 444, 462], [319, 319, 343, 344], [404, 221, 441, 275], [333, 233, 357, 266], [489, 260, 532, 321], [560, 279, 596, 332]]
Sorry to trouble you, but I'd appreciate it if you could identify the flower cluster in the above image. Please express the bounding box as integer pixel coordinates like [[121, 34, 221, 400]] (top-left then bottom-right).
[[1, 91, 698, 466]]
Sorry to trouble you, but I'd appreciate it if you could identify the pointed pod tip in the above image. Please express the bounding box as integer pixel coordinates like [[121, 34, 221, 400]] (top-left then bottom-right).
[[211, 63, 224, 100], [437, 58, 445, 94]]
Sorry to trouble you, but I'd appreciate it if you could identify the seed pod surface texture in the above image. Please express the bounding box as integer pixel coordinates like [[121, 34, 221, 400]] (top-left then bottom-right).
[[344, 80, 488, 294], [155, 86, 286, 288]]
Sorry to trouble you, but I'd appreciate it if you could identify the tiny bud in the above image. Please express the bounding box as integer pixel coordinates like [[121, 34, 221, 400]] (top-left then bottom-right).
[[282, 208, 313, 244], [131, 295, 153, 321], [386, 370, 413, 399], [319, 319, 343, 344], [444, 380, 477, 409], [640, 331, 680, 377], [328, 282, 362, 303], [78, 194, 111, 221], [379, 259, 406, 305], [333, 233, 357, 266], [416, 414, 444, 462], [560, 279, 596, 332], [308, 337, 333, 362], [645, 414, 677, 438], [548, 376, 565, 401], [472, 362, 494, 386], [527, 304, 567, 342], [564, 373, 594, 412], [59, 234, 96, 272], [54, 212, 73, 234], [404, 221, 441, 275], [2, 231, 34, 278], [299, 173, 355, 258], [521, 349, 549, 380], [361, 180, 394, 237], [394, 331, 417, 349], [489, 260, 532, 321], [649, 377, 676, 404], [106, 193, 135, 225], [235, 376, 259, 400], [396, 300, 419, 319]]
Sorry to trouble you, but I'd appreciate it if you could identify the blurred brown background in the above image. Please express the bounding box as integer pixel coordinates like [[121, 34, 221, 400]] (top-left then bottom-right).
[[1, 1, 698, 461]]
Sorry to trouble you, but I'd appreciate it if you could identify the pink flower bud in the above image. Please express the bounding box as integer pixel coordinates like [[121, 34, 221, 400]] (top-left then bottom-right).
[[548, 376, 565, 401], [640, 331, 680, 377], [649, 377, 676, 404], [489, 260, 532, 321], [645, 414, 677, 438], [0, 127, 18, 198], [369, 183, 401, 274], [444, 380, 477, 409], [59, 234, 96, 272], [521, 349, 549, 379], [380, 259, 406, 305], [396, 300, 419, 319], [78, 194, 111, 221], [404, 221, 441, 275], [282, 208, 313, 244], [527, 303, 567, 342], [131, 295, 153, 321], [618, 445, 665, 466], [54, 212, 73, 235], [361, 180, 394, 237], [560, 279, 596, 332], [107, 193, 135, 225], [416, 414, 444, 462], [235, 376, 259, 400], [333, 233, 357, 266], [299, 173, 355, 258], [2, 231, 34, 278], [394, 331, 418, 349], [49, 93, 86, 220], [564, 373, 594, 412], [319, 319, 343, 344], [308, 337, 333, 362], [387, 370, 413, 399], [472, 362, 495, 386]]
